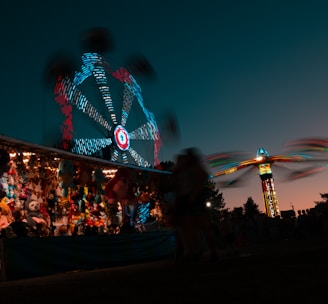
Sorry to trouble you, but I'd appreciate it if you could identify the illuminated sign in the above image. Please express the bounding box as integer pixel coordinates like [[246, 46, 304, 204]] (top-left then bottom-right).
[[258, 163, 272, 175]]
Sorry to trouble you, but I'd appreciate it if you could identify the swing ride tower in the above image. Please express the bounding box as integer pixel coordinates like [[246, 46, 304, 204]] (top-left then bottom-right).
[[256, 148, 280, 218], [207, 144, 326, 218]]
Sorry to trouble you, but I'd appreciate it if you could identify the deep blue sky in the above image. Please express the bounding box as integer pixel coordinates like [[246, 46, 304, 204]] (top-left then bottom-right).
[[2, 0, 328, 212]]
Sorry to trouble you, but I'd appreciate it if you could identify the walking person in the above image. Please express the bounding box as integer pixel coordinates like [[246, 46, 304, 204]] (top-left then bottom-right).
[[173, 147, 218, 262]]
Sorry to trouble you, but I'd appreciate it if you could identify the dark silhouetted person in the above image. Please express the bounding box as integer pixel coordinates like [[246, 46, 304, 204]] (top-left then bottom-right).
[[173, 147, 218, 262]]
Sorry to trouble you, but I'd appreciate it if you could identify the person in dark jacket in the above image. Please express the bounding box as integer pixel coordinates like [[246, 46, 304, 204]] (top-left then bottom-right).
[[173, 147, 218, 262]]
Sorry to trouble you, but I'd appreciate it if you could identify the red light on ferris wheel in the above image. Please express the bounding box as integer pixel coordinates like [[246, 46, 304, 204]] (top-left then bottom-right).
[[114, 125, 130, 151]]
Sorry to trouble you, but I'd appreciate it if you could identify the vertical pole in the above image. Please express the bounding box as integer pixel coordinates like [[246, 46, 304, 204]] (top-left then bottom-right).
[[0, 239, 7, 281]]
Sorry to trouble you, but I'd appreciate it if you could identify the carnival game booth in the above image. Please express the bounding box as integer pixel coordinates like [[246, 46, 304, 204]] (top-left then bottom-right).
[[0, 135, 175, 281]]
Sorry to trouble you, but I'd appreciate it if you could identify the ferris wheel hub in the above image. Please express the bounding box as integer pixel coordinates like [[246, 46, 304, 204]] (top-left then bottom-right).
[[113, 125, 130, 151]]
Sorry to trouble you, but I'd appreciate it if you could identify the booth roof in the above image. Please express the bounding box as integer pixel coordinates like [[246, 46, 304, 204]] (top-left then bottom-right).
[[0, 134, 171, 175]]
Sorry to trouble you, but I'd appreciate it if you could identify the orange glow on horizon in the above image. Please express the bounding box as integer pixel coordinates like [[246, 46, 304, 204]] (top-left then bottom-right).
[[221, 171, 327, 214]]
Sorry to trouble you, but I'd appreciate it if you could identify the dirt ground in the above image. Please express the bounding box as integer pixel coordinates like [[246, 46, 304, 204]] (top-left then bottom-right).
[[1, 237, 328, 304]]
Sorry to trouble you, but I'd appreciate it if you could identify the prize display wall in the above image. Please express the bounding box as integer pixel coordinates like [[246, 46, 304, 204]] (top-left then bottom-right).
[[0, 135, 175, 281]]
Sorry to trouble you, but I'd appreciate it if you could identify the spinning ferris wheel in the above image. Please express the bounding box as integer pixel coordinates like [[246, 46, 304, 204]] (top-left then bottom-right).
[[50, 29, 161, 169]]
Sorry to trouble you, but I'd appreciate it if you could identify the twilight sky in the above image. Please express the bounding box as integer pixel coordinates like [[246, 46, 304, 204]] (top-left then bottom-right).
[[2, 0, 328, 213]]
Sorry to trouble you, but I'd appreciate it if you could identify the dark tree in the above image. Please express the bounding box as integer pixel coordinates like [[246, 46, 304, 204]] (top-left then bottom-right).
[[204, 180, 225, 222], [319, 193, 328, 203], [159, 161, 175, 171], [243, 196, 260, 218]]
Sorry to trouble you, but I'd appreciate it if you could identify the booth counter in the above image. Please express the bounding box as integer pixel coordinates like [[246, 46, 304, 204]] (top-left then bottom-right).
[[0, 229, 176, 281]]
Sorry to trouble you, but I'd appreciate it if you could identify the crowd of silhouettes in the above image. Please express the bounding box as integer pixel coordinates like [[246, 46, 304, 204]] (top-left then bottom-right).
[[211, 204, 328, 257]]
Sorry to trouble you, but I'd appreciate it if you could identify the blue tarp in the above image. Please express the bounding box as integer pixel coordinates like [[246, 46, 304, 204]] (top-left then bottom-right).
[[0, 230, 176, 281]]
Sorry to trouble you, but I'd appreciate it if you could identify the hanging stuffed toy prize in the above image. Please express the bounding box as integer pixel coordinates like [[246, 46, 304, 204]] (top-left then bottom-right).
[[58, 159, 75, 197]]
